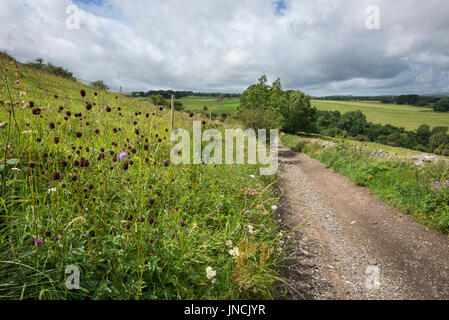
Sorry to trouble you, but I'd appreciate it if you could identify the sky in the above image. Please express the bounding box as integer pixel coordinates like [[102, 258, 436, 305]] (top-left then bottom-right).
[[1, 0, 449, 96]]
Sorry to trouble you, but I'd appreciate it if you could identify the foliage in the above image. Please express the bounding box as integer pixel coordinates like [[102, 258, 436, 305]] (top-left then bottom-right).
[[90, 80, 109, 91], [0, 54, 284, 299], [24, 58, 75, 80], [316, 110, 449, 155], [433, 98, 449, 112], [279, 90, 317, 134]]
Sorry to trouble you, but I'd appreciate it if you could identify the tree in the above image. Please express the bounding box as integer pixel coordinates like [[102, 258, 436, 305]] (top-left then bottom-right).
[[240, 75, 271, 110], [433, 98, 449, 112], [150, 94, 168, 107], [337, 110, 367, 136], [91, 80, 109, 91], [279, 90, 317, 134]]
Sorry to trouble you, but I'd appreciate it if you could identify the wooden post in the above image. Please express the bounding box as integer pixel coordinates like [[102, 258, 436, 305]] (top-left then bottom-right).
[[171, 94, 174, 132]]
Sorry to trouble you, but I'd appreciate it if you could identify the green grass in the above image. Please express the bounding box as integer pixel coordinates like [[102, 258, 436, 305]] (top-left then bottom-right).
[[178, 96, 240, 115], [280, 134, 449, 234], [312, 100, 449, 131], [0, 57, 283, 299]]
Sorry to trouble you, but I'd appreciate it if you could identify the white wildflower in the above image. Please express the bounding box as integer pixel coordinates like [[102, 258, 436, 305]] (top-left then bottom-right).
[[226, 240, 233, 247], [229, 247, 240, 258], [47, 188, 57, 193], [247, 224, 255, 235], [205, 266, 216, 281]]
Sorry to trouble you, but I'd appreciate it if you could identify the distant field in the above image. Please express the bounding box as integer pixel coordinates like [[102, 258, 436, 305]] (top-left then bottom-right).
[[178, 96, 240, 115], [312, 100, 449, 131]]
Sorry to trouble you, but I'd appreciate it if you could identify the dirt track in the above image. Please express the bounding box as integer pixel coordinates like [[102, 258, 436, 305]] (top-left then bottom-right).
[[277, 141, 449, 300]]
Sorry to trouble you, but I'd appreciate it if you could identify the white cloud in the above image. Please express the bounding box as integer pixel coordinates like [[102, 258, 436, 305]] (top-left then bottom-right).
[[0, 0, 448, 95]]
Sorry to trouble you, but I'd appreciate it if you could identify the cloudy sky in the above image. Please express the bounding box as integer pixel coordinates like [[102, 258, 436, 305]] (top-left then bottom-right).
[[1, 0, 449, 95]]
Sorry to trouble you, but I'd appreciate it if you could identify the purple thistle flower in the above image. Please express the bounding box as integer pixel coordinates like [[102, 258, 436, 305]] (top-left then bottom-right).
[[219, 203, 223, 207], [34, 238, 42, 244], [245, 210, 251, 214]]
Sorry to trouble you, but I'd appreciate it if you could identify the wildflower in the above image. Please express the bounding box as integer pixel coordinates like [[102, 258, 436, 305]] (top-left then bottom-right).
[[226, 240, 233, 247], [247, 224, 255, 234], [34, 238, 43, 244], [436, 185, 440, 189], [47, 188, 57, 193], [180, 219, 185, 227], [148, 217, 154, 225], [271, 205, 278, 211], [44, 230, 51, 237], [435, 180, 440, 184], [229, 247, 240, 258], [250, 174, 255, 179], [245, 210, 251, 215], [219, 203, 223, 207], [80, 89, 86, 97], [205, 266, 216, 282], [49, 122, 55, 129], [52, 172, 60, 180], [54, 137, 59, 144], [118, 151, 128, 160], [75, 132, 82, 138], [11, 167, 20, 172], [189, 112, 193, 117], [446, 180, 449, 185]]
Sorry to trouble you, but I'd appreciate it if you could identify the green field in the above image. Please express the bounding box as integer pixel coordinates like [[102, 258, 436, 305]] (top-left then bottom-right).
[[178, 96, 240, 115], [312, 100, 449, 131]]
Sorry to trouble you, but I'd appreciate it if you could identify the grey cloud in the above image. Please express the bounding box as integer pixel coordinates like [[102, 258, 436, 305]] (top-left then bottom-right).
[[0, 0, 448, 95]]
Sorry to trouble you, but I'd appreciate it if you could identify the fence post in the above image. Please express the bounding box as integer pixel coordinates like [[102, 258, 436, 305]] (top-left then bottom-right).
[[171, 94, 174, 132]]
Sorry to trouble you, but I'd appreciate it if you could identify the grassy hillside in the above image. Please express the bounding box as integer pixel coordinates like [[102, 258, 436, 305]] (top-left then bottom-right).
[[312, 100, 449, 130], [0, 57, 283, 299]]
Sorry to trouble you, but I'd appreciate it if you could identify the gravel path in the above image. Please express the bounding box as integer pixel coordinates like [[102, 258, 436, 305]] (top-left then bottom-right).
[[276, 141, 449, 300]]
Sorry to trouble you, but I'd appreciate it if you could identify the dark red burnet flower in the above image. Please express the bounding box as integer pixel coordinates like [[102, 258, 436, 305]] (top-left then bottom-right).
[[94, 92, 97, 96], [122, 162, 129, 170], [29, 101, 34, 108], [75, 132, 82, 138], [54, 95, 58, 99], [71, 175, 77, 181], [86, 103, 92, 111], [148, 217, 154, 225], [28, 162, 36, 168], [189, 112, 193, 117], [45, 230, 52, 237], [53, 137, 59, 144], [61, 160, 67, 167], [32, 108, 41, 115], [106, 106, 111, 112], [52, 172, 61, 180], [95, 129, 100, 134], [88, 184, 94, 190], [80, 89, 86, 97]]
